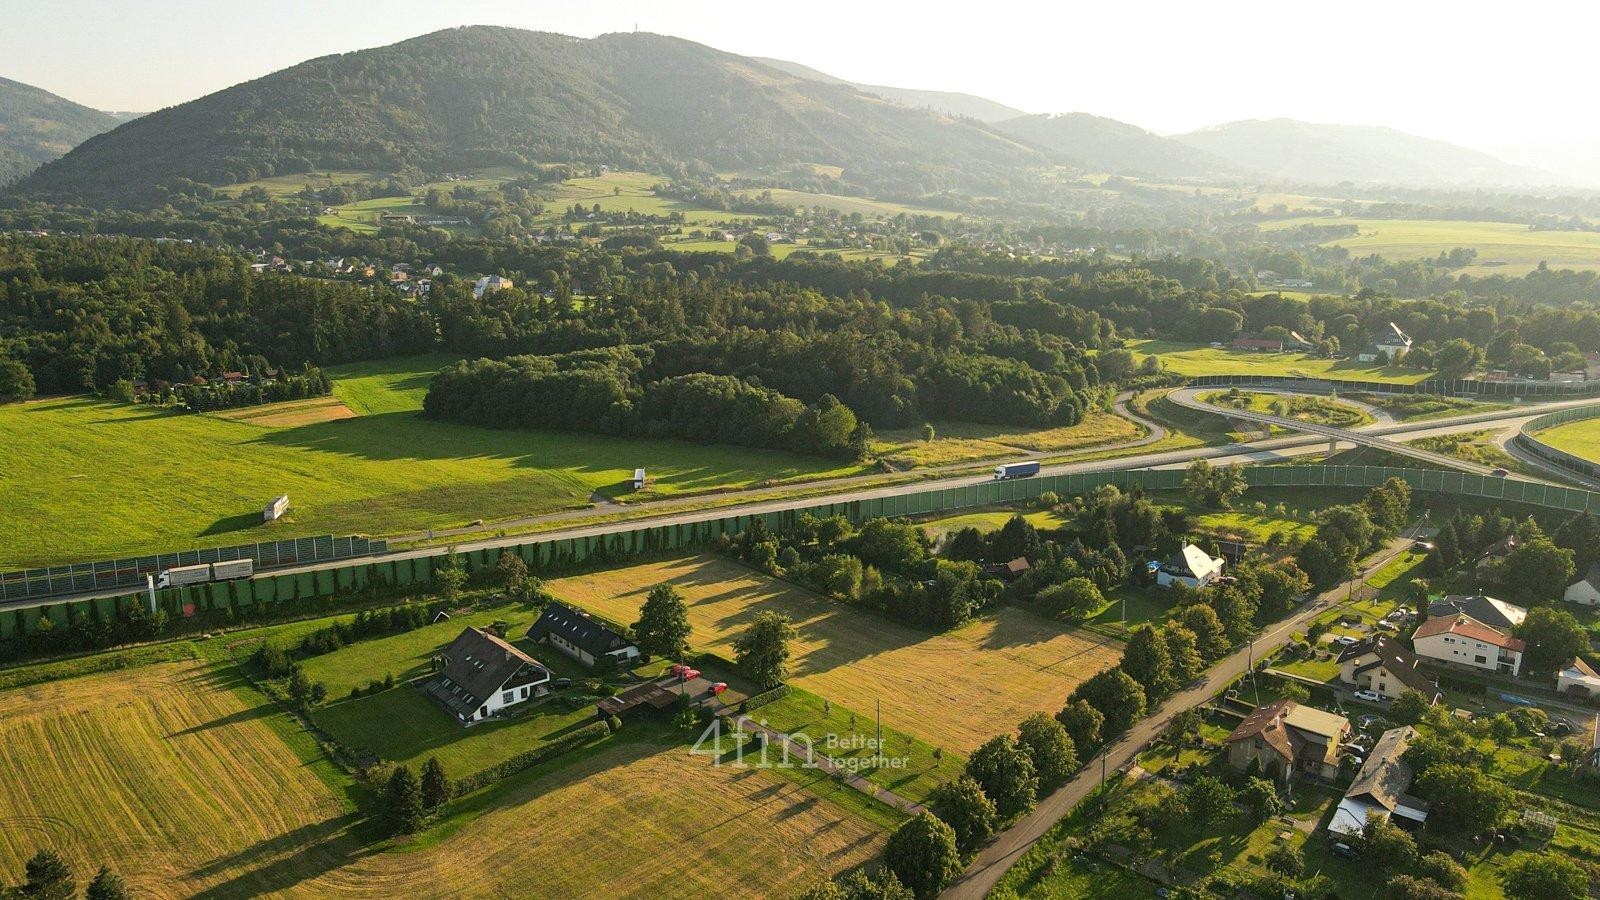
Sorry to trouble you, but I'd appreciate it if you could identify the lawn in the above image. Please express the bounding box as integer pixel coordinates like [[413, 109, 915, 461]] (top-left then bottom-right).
[[1343, 392, 1508, 422], [1191, 509, 1317, 543], [1259, 216, 1600, 277], [0, 355, 866, 567], [1534, 415, 1600, 463], [0, 661, 350, 897], [1126, 340, 1432, 383], [298, 602, 544, 697], [749, 686, 968, 803], [314, 682, 600, 776], [914, 506, 1070, 539], [546, 555, 1123, 752]]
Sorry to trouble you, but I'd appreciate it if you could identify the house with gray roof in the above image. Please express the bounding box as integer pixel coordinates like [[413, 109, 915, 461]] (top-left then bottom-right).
[[527, 601, 639, 668], [1330, 726, 1429, 835]]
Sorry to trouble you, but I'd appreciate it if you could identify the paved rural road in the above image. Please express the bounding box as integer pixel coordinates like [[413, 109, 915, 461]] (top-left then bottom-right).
[[20, 396, 1595, 611], [941, 535, 1420, 900]]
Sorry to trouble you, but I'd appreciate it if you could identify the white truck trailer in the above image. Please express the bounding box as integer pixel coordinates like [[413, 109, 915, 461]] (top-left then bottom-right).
[[156, 559, 255, 589]]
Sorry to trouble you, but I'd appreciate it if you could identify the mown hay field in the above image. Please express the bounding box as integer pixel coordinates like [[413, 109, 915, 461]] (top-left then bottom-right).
[[548, 555, 1122, 751], [1535, 416, 1600, 464], [0, 658, 882, 897], [289, 740, 884, 899], [0, 661, 348, 899]]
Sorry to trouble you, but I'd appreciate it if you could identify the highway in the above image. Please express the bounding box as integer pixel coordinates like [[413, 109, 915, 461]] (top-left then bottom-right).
[[21, 392, 1597, 611]]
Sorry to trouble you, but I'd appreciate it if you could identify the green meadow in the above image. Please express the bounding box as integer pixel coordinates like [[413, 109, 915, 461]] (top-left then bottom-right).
[[1127, 339, 1432, 383], [1533, 415, 1600, 463], [1260, 216, 1600, 276], [0, 355, 865, 568]]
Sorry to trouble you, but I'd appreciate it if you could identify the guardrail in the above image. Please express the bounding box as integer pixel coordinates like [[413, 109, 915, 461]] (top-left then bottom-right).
[[9, 464, 1600, 641], [1187, 373, 1600, 399], [1512, 404, 1600, 483], [0, 535, 388, 604]]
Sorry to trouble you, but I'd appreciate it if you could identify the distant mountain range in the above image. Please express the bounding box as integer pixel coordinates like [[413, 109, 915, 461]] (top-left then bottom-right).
[[1173, 119, 1553, 187], [0, 76, 120, 185], [5, 28, 1571, 200], [17, 27, 1043, 203]]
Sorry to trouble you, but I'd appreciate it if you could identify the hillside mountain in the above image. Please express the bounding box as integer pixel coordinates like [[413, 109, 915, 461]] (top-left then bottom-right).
[[753, 57, 1026, 123], [0, 76, 119, 185], [18, 27, 1043, 203], [992, 112, 1233, 178], [1174, 118, 1551, 187]]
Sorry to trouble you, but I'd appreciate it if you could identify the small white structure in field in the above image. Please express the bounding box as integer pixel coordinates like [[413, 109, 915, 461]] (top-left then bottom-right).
[[264, 494, 290, 522], [633, 468, 647, 490]]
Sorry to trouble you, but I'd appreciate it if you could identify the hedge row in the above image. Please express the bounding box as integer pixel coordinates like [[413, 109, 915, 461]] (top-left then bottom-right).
[[450, 719, 610, 796], [738, 684, 792, 714]]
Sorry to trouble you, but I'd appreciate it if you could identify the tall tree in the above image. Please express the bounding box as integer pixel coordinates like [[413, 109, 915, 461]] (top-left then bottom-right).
[[927, 776, 997, 852], [964, 735, 1039, 819], [883, 813, 962, 900], [734, 611, 797, 688], [384, 765, 426, 835], [420, 756, 451, 812], [1514, 607, 1588, 675], [1016, 713, 1078, 786], [632, 583, 693, 659], [84, 867, 129, 900], [21, 849, 73, 900]]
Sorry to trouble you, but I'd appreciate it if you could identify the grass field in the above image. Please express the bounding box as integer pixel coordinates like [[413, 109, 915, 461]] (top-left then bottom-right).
[[298, 602, 543, 697], [1260, 216, 1600, 277], [0, 661, 349, 898], [547, 555, 1122, 751], [0, 355, 866, 567], [1199, 389, 1375, 429], [290, 739, 885, 899], [873, 411, 1142, 469], [1534, 416, 1600, 463], [1127, 340, 1431, 383]]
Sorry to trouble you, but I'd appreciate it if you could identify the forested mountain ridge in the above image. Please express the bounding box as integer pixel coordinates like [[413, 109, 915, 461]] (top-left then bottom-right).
[[0, 76, 120, 185], [752, 56, 1028, 123], [1175, 118, 1551, 187], [993, 112, 1234, 178], [16, 26, 1044, 203]]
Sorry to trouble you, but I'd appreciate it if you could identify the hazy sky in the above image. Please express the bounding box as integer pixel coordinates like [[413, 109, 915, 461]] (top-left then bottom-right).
[[3, 0, 1596, 156]]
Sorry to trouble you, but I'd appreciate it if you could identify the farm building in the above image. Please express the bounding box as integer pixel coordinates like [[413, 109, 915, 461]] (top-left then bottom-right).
[[1329, 726, 1429, 836], [1565, 565, 1600, 605], [1223, 699, 1350, 784], [1153, 544, 1225, 588], [597, 675, 693, 721], [1412, 614, 1524, 677], [424, 627, 552, 724], [1337, 636, 1440, 703], [982, 557, 1031, 581], [1557, 657, 1600, 697], [527, 601, 639, 668]]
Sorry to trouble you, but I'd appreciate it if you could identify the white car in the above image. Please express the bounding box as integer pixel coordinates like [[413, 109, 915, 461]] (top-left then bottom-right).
[[1334, 635, 1360, 647], [1353, 689, 1386, 703]]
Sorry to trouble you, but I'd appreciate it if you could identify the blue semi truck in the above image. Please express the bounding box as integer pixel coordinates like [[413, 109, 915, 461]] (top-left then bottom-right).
[[993, 460, 1041, 480]]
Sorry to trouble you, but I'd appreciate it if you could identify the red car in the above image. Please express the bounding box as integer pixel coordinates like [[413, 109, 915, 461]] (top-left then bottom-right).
[[709, 682, 728, 695], [682, 668, 701, 680]]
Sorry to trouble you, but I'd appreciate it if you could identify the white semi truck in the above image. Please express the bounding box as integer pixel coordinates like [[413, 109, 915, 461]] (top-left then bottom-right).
[[156, 559, 255, 589]]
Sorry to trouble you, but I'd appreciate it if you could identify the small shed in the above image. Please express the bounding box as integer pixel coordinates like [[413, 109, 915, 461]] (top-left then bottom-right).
[[263, 494, 290, 522]]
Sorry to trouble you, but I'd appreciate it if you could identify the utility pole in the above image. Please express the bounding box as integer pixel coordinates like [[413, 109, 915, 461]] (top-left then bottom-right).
[[876, 697, 883, 763]]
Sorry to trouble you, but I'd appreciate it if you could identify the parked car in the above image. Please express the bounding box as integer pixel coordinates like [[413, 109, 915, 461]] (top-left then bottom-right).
[[1411, 541, 1433, 552], [552, 677, 572, 690], [1490, 468, 1509, 477], [680, 668, 701, 681], [1334, 635, 1360, 647], [1331, 842, 1358, 860], [1353, 689, 1387, 703], [709, 682, 728, 695]]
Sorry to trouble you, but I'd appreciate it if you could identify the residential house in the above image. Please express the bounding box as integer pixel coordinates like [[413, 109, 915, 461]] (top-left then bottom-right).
[[1329, 726, 1430, 836], [1154, 544, 1226, 588], [982, 557, 1031, 581], [1557, 657, 1600, 698], [526, 601, 639, 668], [423, 627, 552, 724], [1286, 331, 1315, 351], [1412, 614, 1524, 676], [1565, 565, 1600, 606], [1357, 322, 1413, 363], [1428, 594, 1526, 631], [1472, 536, 1520, 572], [1337, 636, 1440, 702], [1224, 699, 1351, 784], [473, 275, 513, 299]]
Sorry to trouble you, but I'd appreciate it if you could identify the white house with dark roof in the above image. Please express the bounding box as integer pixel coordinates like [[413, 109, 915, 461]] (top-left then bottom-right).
[[1153, 544, 1225, 588], [1566, 565, 1600, 606], [1357, 322, 1413, 363], [527, 601, 639, 667], [424, 627, 552, 724], [1337, 636, 1440, 703]]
